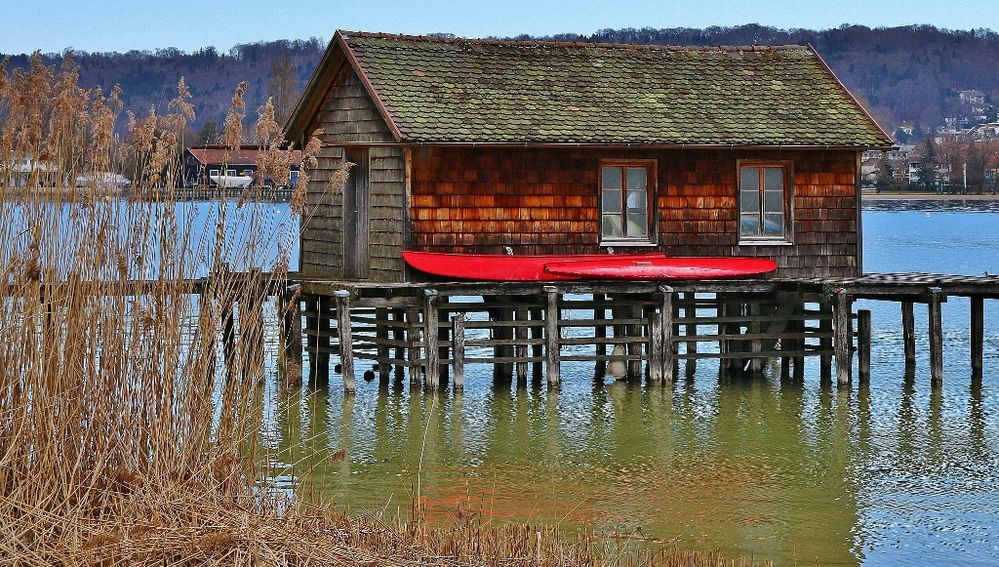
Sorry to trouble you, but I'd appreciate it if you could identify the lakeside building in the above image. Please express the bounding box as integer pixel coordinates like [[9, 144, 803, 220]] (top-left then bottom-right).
[[284, 31, 893, 279]]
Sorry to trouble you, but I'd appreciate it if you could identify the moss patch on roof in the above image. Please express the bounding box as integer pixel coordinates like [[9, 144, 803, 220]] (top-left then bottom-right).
[[340, 32, 892, 148]]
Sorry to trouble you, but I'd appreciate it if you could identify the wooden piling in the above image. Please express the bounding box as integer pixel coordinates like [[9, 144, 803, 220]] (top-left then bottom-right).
[[423, 290, 440, 390], [406, 308, 422, 386], [282, 290, 303, 386], [515, 306, 529, 386], [544, 286, 561, 387], [971, 296, 984, 378], [335, 290, 355, 393], [661, 286, 674, 383], [857, 309, 871, 383], [819, 300, 833, 384], [833, 289, 853, 386], [376, 307, 391, 383], [626, 302, 643, 381], [649, 311, 663, 383], [928, 288, 945, 385], [594, 295, 607, 379], [901, 301, 916, 371], [452, 313, 465, 391], [391, 309, 405, 382]]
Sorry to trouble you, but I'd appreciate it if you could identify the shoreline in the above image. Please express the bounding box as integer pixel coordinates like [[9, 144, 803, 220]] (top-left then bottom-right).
[[862, 190, 999, 201]]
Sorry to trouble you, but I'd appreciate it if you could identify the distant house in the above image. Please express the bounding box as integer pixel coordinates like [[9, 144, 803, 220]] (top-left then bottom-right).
[[960, 89, 986, 106], [180, 145, 302, 188], [284, 31, 893, 280]]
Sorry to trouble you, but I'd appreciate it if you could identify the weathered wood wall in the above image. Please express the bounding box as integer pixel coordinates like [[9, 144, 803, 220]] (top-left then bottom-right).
[[299, 65, 406, 281], [409, 147, 861, 278]]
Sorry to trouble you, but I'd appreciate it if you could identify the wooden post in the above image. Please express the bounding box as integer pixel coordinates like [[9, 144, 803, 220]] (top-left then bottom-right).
[[406, 308, 422, 386], [928, 288, 945, 385], [749, 300, 764, 373], [529, 307, 544, 380], [971, 296, 984, 378], [649, 311, 663, 383], [282, 290, 303, 386], [222, 293, 236, 381], [833, 289, 853, 386], [391, 309, 405, 382], [335, 291, 355, 393], [661, 286, 674, 383], [438, 297, 450, 386], [452, 313, 465, 392], [793, 301, 805, 382], [423, 290, 440, 390], [858, 309, 871, 383], [626, 302, 643, 381], [515, 306, 529, 386], [901, 301, 916, 372], [819, 300, 833, 385], [376, 307, 391, 383], [684, 292, 698, 379], [594, 295, 608, 379], [544, 286, 561, 387]]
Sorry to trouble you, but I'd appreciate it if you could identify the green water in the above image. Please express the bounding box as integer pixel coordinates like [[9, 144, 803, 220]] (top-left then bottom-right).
[[261, 204, 999, 566]]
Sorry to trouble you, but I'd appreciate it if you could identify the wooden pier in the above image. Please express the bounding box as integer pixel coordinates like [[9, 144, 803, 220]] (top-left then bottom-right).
[[290, 272, 998, 392]]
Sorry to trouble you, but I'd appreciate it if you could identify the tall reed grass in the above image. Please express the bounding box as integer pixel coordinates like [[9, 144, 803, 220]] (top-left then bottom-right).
[[0, 54, 766, 566]]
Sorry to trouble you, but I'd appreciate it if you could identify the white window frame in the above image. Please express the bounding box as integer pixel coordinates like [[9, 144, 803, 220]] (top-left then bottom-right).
[[599, 159, 657, 247], [737, 160, 794, 245]]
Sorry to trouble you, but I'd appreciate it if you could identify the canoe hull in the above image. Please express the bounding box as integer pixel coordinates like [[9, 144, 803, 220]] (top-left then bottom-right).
[[544, 257, 778, 280], [402, 251, 663, 281], [403, 251, 777, 281]]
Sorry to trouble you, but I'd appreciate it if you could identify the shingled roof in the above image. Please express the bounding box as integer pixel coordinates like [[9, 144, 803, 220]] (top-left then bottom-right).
[[287, 31, 893, 148]]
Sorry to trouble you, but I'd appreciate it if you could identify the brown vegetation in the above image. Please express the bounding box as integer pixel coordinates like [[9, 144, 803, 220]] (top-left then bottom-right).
[[0, 57, 766, 566]]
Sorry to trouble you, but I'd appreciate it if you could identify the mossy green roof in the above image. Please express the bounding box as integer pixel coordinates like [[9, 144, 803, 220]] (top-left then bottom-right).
[[338, 31, 893, 147]]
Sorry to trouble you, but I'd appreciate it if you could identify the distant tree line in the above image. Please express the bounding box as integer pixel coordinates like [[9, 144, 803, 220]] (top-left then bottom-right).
[[5, 24, 999, 142]]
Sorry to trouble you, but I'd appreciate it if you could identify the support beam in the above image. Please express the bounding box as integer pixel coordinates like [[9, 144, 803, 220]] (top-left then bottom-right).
[[594, 295, 607, 380], [406, 308, 422, 386], [901, 301, 916, 372], [335, 290, 355, 394], [375, 307, 390, 383], [282, 291, 303, 387], [971, 296, 984, 379], [544, 286, 561, 387], [649, 311, 663, 383], [515, 306, 529, 386], [819, 301, 833, 385], [626, 302, 643, 381], [661, 286, 674, 383], [833, 289, 853, 386], [857, 309, 871, 383], [928, 288, 945, 385], [452, 313, 465, 392], [423, 290, 440, 390]]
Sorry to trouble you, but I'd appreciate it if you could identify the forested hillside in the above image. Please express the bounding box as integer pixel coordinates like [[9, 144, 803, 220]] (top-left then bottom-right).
[[4, 24, 999, 140]]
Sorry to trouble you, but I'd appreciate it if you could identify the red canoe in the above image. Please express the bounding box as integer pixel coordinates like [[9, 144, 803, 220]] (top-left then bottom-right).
[[402, 251, 665, 281], [544, 256, 778, 280], [402, 251, 777, 281]]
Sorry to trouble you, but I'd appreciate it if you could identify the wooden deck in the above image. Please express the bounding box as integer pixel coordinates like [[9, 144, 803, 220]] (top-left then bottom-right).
[[292, 272, 997, 392]]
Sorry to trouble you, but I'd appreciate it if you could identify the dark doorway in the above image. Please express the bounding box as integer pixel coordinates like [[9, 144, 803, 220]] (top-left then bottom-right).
[[343, 147, 369, 279]]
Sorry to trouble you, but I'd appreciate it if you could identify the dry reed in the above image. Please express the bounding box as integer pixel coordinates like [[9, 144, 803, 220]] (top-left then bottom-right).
[[0, 55, 767, 566]]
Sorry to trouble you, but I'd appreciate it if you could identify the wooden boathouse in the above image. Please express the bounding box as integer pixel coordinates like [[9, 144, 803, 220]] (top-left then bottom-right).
[[277, 31, 994, 391]]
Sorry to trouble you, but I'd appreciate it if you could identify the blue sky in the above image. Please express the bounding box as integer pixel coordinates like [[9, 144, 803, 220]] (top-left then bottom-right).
[[2, 0, 999, 54]]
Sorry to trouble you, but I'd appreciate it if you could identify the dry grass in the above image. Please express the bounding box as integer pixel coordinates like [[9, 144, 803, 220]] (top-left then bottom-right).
[[0, 55, 768, 566]]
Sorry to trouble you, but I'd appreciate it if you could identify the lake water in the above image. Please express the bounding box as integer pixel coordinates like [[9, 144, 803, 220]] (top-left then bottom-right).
[[256, 200, 998, 566]]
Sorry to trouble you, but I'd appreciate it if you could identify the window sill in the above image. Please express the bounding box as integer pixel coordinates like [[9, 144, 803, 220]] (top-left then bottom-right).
[[600, 240, 658, 248], [737, 239, 794, 247]]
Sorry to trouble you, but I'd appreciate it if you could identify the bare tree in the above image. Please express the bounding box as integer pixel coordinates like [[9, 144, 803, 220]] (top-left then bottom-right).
[[267, 51, 298, 126]]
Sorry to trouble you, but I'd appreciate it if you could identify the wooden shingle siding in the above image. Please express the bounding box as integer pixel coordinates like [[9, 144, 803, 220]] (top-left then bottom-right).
[[409, 147, 860, 278], [299, 63, 406, 281]]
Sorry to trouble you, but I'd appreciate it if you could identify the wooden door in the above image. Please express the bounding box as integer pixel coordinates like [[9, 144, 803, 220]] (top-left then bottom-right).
[[343, 147, 369, 279]]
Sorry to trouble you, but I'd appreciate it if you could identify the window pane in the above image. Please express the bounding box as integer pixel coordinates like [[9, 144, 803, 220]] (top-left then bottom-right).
[[764, 167, 784, 191], [740, 213, 759, 236], [627, 213, 648, 237], [602, 214, 623, 237], [764, 190, 783, 213], [602, 166, 622, 190], [627, 167, 647, 190], [741, 189, 759, 213], [764, 213, 784, 236], [626, 189, 646, 212], [602, 189, 622, 213], [740, 167, 760, 192]]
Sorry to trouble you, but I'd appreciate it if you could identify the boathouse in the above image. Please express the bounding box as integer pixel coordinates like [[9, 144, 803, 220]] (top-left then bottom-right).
[[270, 31, 993, 394], [284, 31, 893, 281]]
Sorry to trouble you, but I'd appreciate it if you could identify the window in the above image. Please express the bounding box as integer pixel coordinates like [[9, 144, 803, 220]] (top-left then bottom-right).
[[208, 169, 219, 177], [739, 162, 791, 242], [600, 161, 655, 243]]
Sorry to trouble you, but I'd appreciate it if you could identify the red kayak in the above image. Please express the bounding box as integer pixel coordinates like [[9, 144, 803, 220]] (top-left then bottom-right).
[[402, 251, 665, 281], [544, 256, 778, 280], [403, 251, 777, 281]]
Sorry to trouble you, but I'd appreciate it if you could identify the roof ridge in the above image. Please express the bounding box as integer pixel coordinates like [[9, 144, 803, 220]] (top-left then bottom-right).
[[337, 29, 809, 52]]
